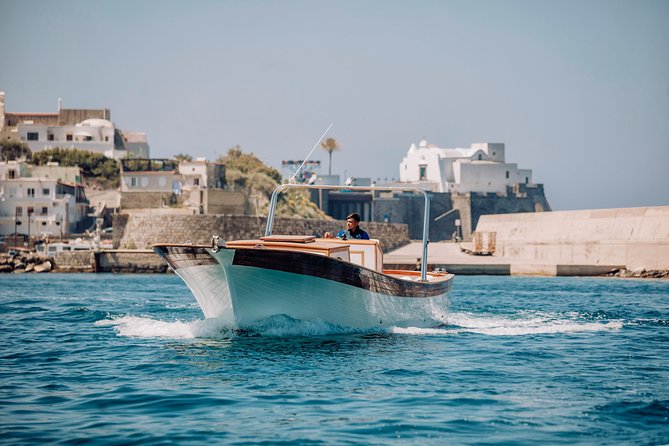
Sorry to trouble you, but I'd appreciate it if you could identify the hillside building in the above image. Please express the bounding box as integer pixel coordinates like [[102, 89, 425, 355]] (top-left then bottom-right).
[[0, 91, 150, 159], [120, 158, 244, 214], [0, 160, 89, 239]]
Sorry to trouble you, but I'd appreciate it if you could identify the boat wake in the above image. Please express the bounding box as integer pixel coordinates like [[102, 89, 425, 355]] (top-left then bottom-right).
[[95, 315, 222, 339], [95, 314, 376, 339], [96, 310, 623, 339], [393, 310, 623, 336]]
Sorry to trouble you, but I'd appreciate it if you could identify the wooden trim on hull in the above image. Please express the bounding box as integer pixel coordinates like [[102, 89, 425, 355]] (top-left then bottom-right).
[[154, 245, 452, 298], [154, 245, 217, 269], [232, 248, 452, 298]]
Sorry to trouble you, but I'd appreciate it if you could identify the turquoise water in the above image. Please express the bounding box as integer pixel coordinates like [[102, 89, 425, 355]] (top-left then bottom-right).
[[1, 274, 668, 445]]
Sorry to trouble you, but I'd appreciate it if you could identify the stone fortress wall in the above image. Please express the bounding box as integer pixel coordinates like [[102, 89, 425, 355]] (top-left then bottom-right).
[[372, 184, 550, 242]]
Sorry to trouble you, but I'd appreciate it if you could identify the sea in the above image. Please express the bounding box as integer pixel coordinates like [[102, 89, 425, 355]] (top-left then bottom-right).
[[1, 273, 668, 445]]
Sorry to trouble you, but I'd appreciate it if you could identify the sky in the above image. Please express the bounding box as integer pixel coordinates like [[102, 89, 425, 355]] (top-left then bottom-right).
[[1, 0, 667, 211]]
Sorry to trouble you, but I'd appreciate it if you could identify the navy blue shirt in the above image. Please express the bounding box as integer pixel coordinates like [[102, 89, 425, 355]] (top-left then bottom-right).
[[336, 227, 370, 240]]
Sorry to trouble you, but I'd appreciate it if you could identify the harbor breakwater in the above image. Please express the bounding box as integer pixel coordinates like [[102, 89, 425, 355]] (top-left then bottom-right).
[[475, 206, 669, 272], [0, 250, 167, 274], [0, 252, 53, 273]]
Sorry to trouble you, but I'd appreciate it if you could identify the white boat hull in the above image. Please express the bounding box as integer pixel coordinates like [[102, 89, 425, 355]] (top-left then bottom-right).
[[156, 245, 452, 329]]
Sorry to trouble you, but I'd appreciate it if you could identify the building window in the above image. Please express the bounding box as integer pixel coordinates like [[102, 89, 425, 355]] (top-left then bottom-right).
[[27, 188, 35, 198], [15, 206, 22, 217], [478, 154, 482, 160], [194, 178, 199, 186], [8, 170, 16, 179], [48, 134, 55, 141], [43, 188, 50, 196], [41, 207, 48, 215], [419, 165, 427, 181], [27, 206, 34, 215], [66, 134, 73, 141], [506, 171, 509, 179], [130, 177, 137, 187], [42, 222, 47, 226], [525, 177, 529, 184], [27, 132, 39, 141]]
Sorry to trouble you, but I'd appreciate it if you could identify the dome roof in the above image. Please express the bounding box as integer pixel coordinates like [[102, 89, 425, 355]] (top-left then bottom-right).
[[77, 118, 113, 128]]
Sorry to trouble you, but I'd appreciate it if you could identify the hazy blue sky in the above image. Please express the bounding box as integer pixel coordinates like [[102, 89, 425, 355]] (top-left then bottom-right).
[[1, 0, 667, 210]]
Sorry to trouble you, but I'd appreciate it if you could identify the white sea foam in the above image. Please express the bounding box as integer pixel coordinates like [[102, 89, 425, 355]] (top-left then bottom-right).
[[95, 315, 233, 339], [95, 314, 367, 338], [97, 311, 623, 339], [392, 311, 623, 336]]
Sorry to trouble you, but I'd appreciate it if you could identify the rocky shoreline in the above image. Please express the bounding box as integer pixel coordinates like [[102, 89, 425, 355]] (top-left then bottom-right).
[[602, 268, 669, 279], [0, 252, 54, 273], [1, 250, 168, 274]]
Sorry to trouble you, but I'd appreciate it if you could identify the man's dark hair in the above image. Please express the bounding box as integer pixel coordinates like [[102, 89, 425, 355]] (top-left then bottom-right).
[[347, 213, 361, 222]]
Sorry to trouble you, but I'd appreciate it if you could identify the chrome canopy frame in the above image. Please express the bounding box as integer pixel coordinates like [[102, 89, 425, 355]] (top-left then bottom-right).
[[265, 183, 431, 281]]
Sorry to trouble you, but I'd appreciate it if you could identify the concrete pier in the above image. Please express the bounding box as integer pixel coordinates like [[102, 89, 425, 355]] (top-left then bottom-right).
[[385, 206, 669, 276], [383, 242, 622, 276], [476, 206, 669, 271]]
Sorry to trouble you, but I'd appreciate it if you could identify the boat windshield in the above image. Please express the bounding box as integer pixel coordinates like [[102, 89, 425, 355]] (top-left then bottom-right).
[[265, 183, 432, 281]]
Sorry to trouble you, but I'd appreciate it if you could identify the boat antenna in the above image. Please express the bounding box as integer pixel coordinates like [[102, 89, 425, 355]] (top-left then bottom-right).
[[289, 122, 334, 183]]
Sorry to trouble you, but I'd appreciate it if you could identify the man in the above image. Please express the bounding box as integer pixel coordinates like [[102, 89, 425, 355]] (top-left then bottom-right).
[[325, 213, 370, 240]]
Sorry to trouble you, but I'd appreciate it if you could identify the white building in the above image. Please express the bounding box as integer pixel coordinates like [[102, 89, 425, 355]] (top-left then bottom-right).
[[399, 139, 533, 194], [0, 161, 89, 238], [17, 119, 150, 160], [178, 158, 226, 189], [1, 91, 150, 160]]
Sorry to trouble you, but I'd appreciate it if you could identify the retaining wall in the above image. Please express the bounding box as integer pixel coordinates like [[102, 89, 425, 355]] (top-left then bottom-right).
[[475, 206, 669, 270], [96, 250, 168, 273], [54, 251, 95, 272], [52, 250, 168, 273]]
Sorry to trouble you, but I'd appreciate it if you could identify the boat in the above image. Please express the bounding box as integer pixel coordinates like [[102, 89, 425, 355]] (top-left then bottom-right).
[[153, 184, 454, 329]]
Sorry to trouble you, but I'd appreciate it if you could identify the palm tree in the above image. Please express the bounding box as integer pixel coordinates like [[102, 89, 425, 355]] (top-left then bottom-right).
[[320, 137, 341, 176]]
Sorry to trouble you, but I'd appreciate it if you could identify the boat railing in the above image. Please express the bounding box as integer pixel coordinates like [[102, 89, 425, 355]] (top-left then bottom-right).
[[265, 183, 431, 282]]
